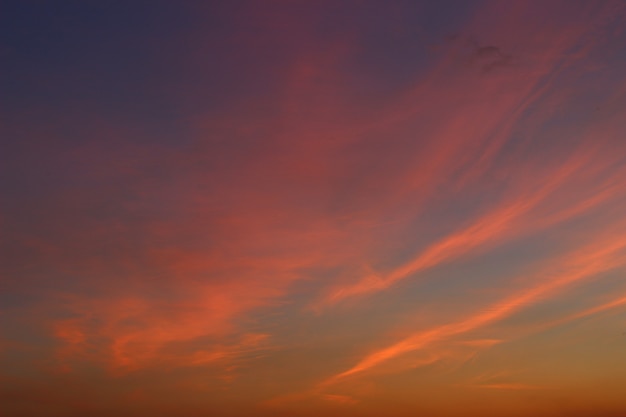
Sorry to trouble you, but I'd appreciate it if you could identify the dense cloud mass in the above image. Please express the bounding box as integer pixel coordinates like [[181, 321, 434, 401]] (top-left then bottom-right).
[[2, 1, 626, 416]]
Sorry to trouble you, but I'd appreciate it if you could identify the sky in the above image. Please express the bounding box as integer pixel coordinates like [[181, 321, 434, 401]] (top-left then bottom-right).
[[2, 1, 626, 416]]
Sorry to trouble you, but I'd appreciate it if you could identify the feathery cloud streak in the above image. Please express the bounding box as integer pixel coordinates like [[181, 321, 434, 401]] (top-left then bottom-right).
[[3, 1, 626, 416]]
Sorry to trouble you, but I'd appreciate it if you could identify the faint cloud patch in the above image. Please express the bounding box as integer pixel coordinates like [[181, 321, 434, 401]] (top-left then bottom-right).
[[443, 34, 514, 73], [471, 43, 513, 72]]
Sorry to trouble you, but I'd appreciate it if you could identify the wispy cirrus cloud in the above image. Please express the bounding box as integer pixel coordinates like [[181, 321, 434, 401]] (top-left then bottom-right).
[[4, 1, 626, 416], [323, 225, 626, 384]]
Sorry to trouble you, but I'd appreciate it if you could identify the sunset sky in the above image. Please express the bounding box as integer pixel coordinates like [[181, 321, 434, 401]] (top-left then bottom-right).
[[2, 1, 626, 416]]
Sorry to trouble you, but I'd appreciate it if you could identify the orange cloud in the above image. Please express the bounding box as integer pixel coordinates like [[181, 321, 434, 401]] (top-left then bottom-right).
[[324, 228, 626, 383], [309, 0, 626, 310], [318, 144, 626, 307], [4, 1, 626, 416]]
